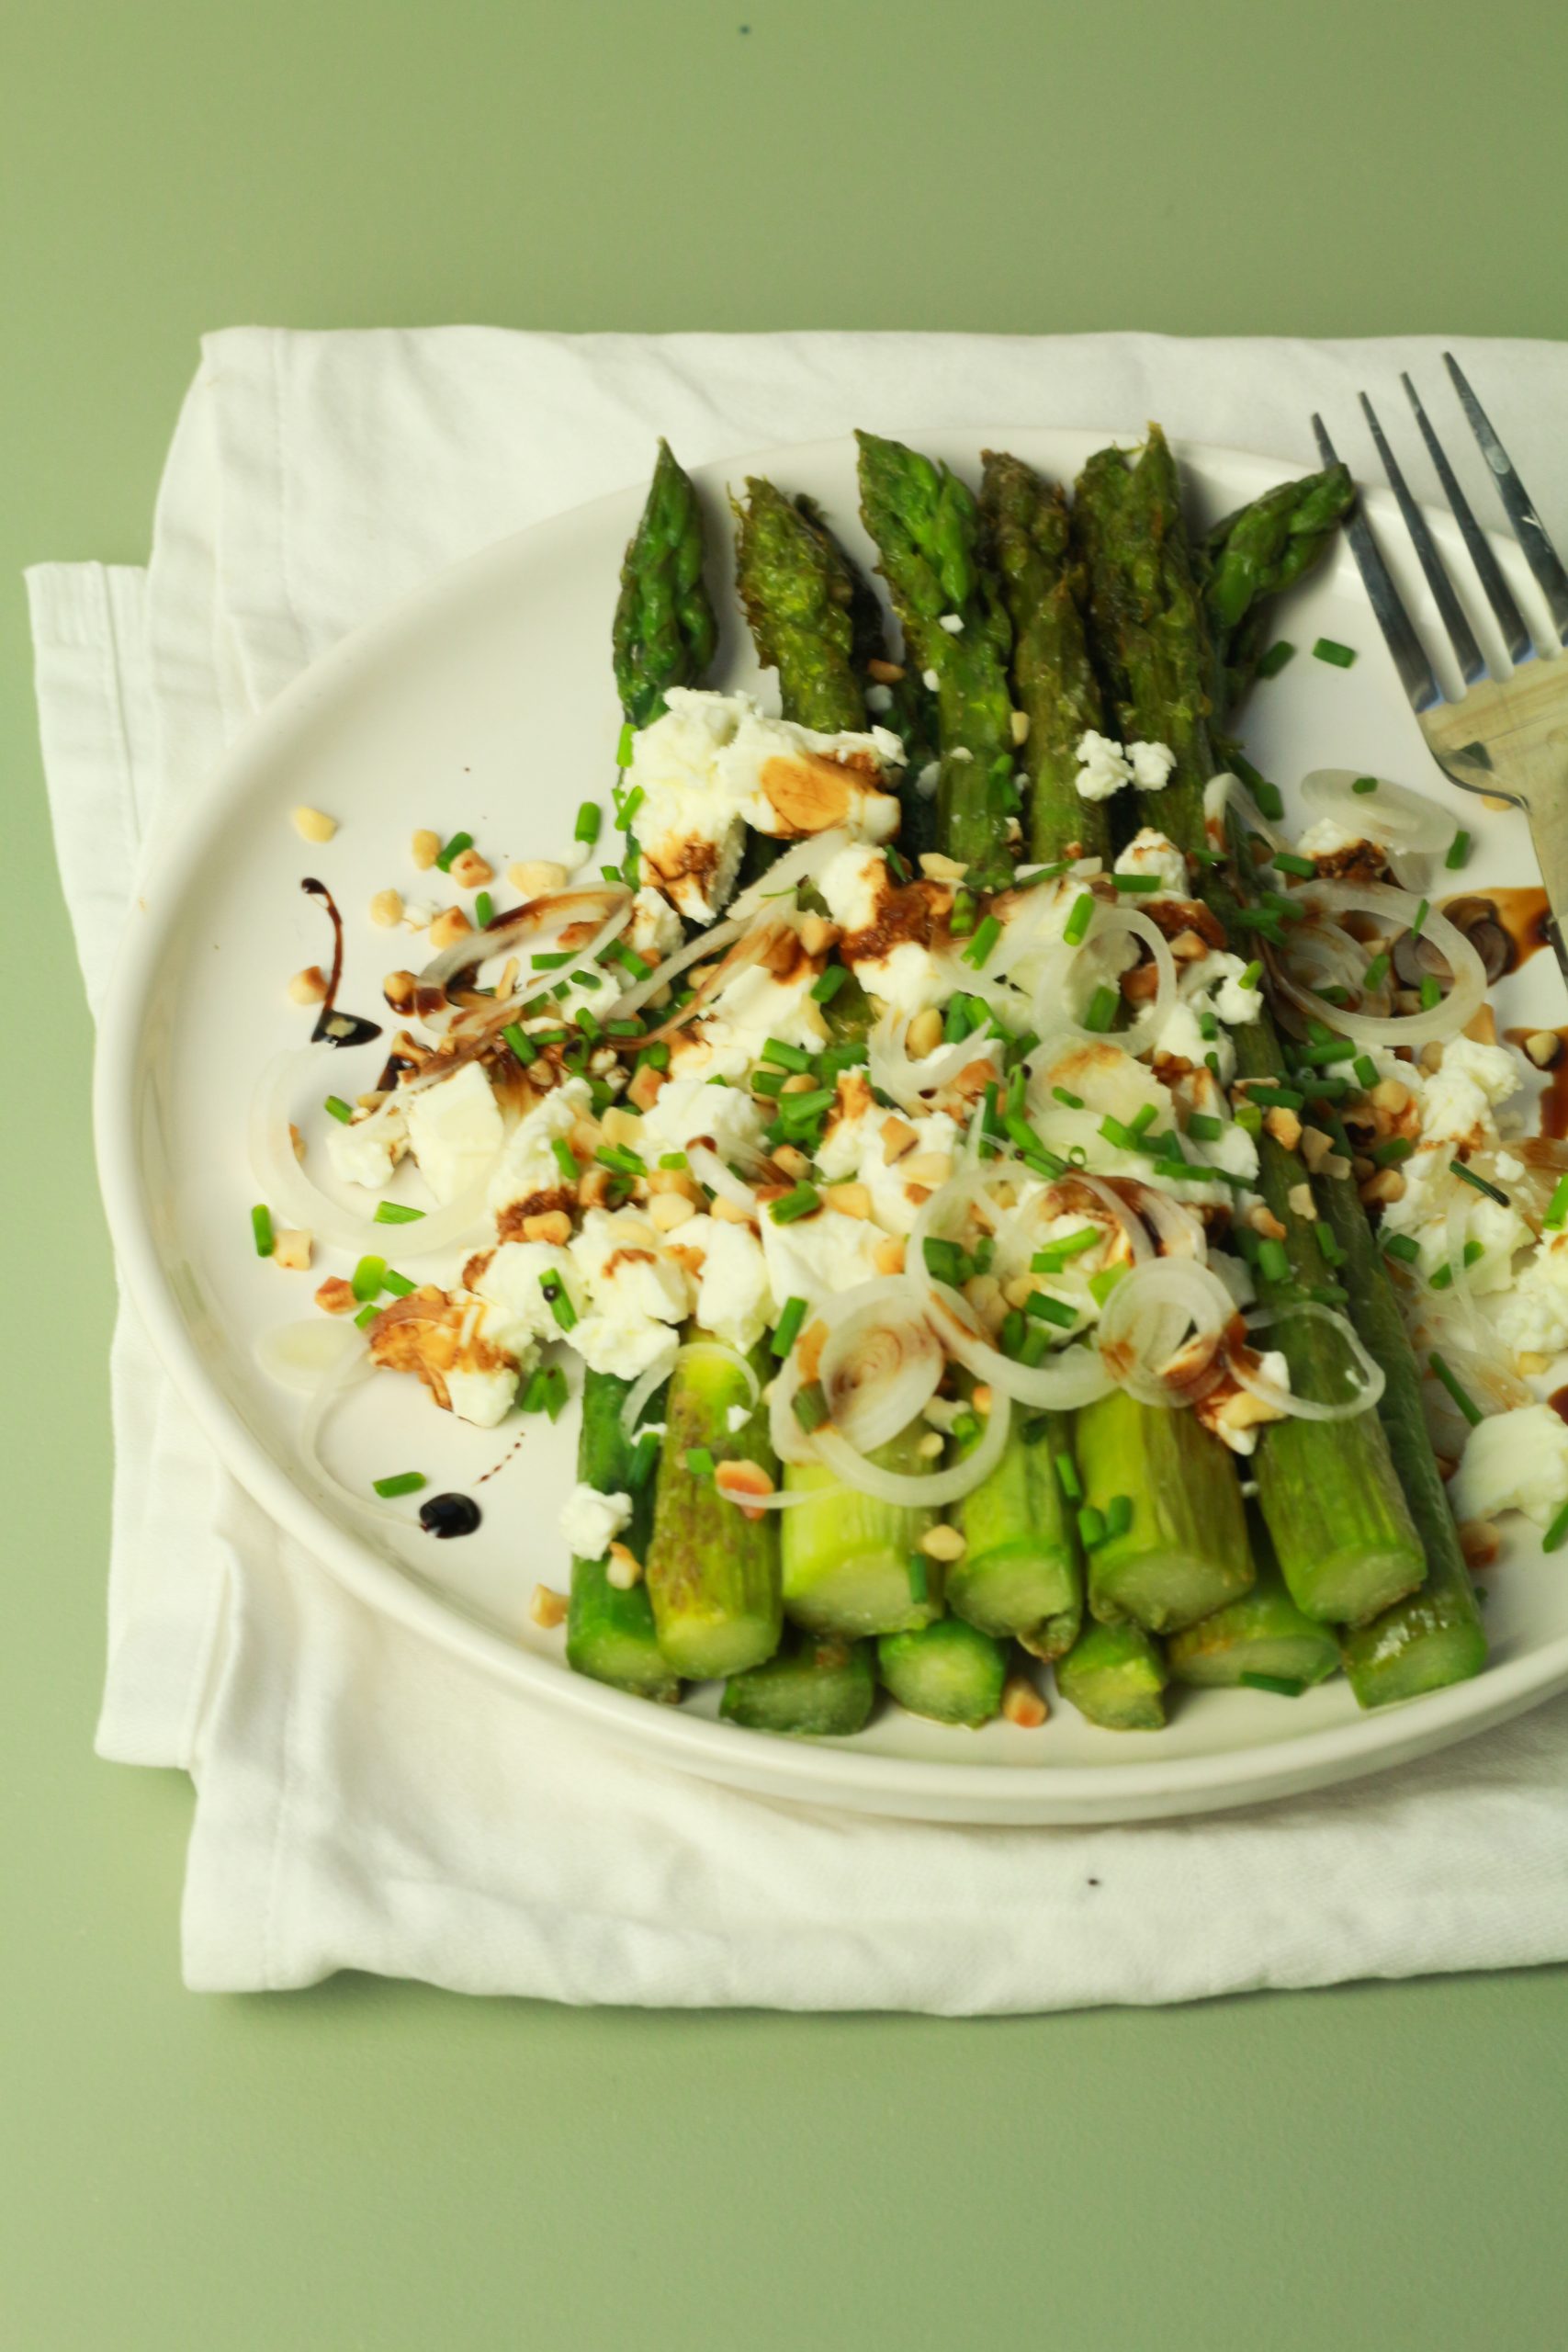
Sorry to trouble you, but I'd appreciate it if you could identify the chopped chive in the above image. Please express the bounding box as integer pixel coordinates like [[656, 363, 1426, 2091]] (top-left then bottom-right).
[[1105, 1493, 1133, 1541], [373, 1200, 426, 1224], [354, 1302, 379, 1329], [628, 1429, 661, 1489], [948, 888, 976, 937], [1411, 899, 1430, 939], [382, 1269, 416, 1298], [923, 1238, 969, 1287], [1089, 1263, 1128, 1306], [999, 1307, 1027, 1359], [1303, 1035, 1357, 1065], [541, 1364, 569, 1421], [1253, 779, 1285, 822], [636, 1041, 671, 1073], [1237, 960, 1262, 991], [1077, 1505, 1108, 1550], [574, 800, 603, 845], [810, 964, 848, 1003], [1362, 952, 1391, 993], [615, 720, 634, 766], [373, 1471, 427, 1499], [1234, 1102, 1263, 1136], [1428, 1351, 1483, 1428], [1055, 1451, 1082, 1502], [1189, 1112, 1224, 1142], [906, 1554, 930, 1605], [1430, 1240, 1485, 1292], [1309, 1283, 1349, 1306], [531, 949, 572, 970], [1256, 640, 1295, 680], [684, 1444, 716, 1480], [351, 1254, 386, 1302], [1446, 829, 1472, 870], [1351, 1054, 1378, 1091], [1032, 1227, 1100, 1272], [1111, 872, 1162, 894], [1025, 1291, 1079, 1329], [1418, 975, 1442, 1011], [604, 1015, 644, 1038], [434, 830, 473, 872], [600, 864, 623, 886], [1450, 1159, 1509, 1206], [1544, 1173, 1568, 1230], [551, 1137, 581, 1182], [1053, 1086, 1085, 1110], [761, 1036, 813, 1073], [595, 1143, 647, 1179], [771, 1297, 808, 1359], [323, 1094, 354, 1125], [571, 968, 604, 991], [1272, 851, 1317, 879], [1544, 1499, 1568, 1555], [770, 1182, 822, 1226], [779, 1087, 834, 1126], [1316, 1225, 1347, 1269], [1382, 1232, 1421, 1265], [1372, 1136, 1414, 1167], [576, 1009, 602, 1042], [1258, 1238, 1291, 1283], [792, 1381, 829, 1434], [475, 891, 493, 927], [251, 1204, 276, 1258], [618, 786, 645, 827], [1099, 1114, 1140, 1152], [962, 913, 1002, 969], [1239, 1671, 1307, 1697], [1313, 638, 1357, 668], [606, 941, 652, 981], [1083, 984, 1119, 1034], [1063, 892, 1095, 947], [1351, 775, 1378, 796]]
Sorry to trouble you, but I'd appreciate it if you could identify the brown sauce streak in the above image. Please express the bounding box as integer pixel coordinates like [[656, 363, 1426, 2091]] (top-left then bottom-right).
[[300, 876, 383, 1049], [1444, 886, 1550, 974], [843, 879, 950, 966]]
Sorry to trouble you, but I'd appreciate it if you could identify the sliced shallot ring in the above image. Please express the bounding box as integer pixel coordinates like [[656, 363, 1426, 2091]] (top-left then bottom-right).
[[728, 826, 856, 922], [618, 1337, 758, 1440], [638, 921, 794, 1042], [807, 1385, 1011, 1507], [418, 888, 633, 1018], [1235, 1302, 1386, 1419], [1274, 879, 1485, 1046], [1300, 768, 1453, 854], [298, 1332, 432, 1525], [1096, 1257, 1236, 1408], [687, 1144, 761, 1213], [817, 1277, 946, 1453], [605, 912, 748, 1021]]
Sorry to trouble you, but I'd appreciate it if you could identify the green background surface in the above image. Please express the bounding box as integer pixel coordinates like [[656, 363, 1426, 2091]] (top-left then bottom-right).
[[5, 1, 1567, 2346]]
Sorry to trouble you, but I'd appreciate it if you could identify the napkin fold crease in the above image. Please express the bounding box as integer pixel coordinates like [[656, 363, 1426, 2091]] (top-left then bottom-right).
[[28, 325, 1568, 2003]]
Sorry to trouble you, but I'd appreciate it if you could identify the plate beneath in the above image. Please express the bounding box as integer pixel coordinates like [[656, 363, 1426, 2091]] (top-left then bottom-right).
[[95, 427, 1568, 1823]]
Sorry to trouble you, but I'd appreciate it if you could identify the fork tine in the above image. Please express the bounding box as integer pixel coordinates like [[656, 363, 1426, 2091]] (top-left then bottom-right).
[[1402, 373, 1533, 667], [1312, 413, 1442, 714], [1359, 391, 1486, 685], [1444, 352, 1568, 647]]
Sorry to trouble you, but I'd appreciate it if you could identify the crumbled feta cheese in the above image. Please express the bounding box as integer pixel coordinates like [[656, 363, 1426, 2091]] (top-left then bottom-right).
[[865, 683, 893, 714], [938, 613, 964, 635], [568, 1206, 689, 1378], [915, 761, 941, 798], [488, 1078, 592, 1221], [1074, 731, 1135, 801], [444, 1363, 521, 1429], [470, 1239, 582, 1359], [705, 956, 826, 1058], [1203, 1121, 1260, 1185], [853, 940, 951, 1020], [1127, 741, 1177, 792], [669, 1215, 773, 1352], [760, 1201, 884, 1306], [626, 886, 684, 965], [637, 1072, 766, 1162], [326, 1096, 407, 1192], [921, 668, 940, 692], [1417, 1036, 1524, 1148], [817, 1104, 960, 1234], [1451, 1402, 1568, 1529], [818, 842, 890, 933], [1114, 827, 1189, 899], [1155, 1001, 1215, 1074], [402, 1062, 505, 1205], [1297, 817, 1367, 859], [1213, 1351, 1291, 1455], [558, 1482, 633, 1559], [1494, 1231, 1568, 1357]]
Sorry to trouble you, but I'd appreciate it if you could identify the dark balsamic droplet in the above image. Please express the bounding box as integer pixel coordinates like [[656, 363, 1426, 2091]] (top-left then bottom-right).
[[418, 1491, 482, 1540], [300, 875, 383, 1050]]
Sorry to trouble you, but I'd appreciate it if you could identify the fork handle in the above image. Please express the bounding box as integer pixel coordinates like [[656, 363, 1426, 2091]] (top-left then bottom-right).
[[1526, 804, 1568, 994]]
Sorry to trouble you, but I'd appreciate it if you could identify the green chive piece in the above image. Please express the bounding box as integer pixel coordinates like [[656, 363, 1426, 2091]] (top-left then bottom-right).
[[1428, 1351, 1483, 1427], [1372, 1136, 1415, 1167], [574, 800, 603, 846], [1083, 984, 1118, 1034], [373, 1201, 426, 1225], [1351, 775, 1379, 796], [1063, 892, 1095, 948], [1411, 899, 1430, 939], [1025, 1291, 1078, 1330], [761, 1036, 813, 1073], [1256, 639, 1295, 680], [475, 891, 493, 927], [771, 1296, 808, 1358], [1239, 960, 1263, 990], [1055, 1451, 1082, 1502], [502, 1023, 537, 1066], [351, 1254, 386, 1303], [1077, 1505, 1108, 1550], [962, 913, 1002, 968], [323, 1094, 354, 1125], [792, 1381, 829, 1434], [1450, 1159, 1510, 1206], [1419, 975, 1442, 1011], [1353, 1054, 1379, 1090], [1362, 952, 1391, 993], [810, 965, 848, 1003], [1316, 1225, 1347, 1269], [1313, 638, 1357, 668], [606, 941, 651, 981], [383, 1270, 416, 1298], [434, 830, 473, 873], [770, 1183, 821, 1226], [1446, 829, 1472, 870], [1258, 1238, 1291, 1283], [1105, 1493, 1133, 1541], [542, 1365, 569, 1421], [1111, 872, 1162, 895], [1239, 1671, 1307, 1697], [1088, 1264, 1127, 1306], [683, 1444, 716, 1480], [1382, 1232, 1420, 1265], [551, 1138, 581, 1182], [1253, 778, 1285, 822], [1234, 1102, 1263, 1136], [1189, 1113, 1224, 1142], [906, 1554, 930, 1606], [1053, 1086, 1085, 1109], [373, 1472, 427, 1500], [1032, 1227, 1100, 1272], [595, 1143, 647, 1179], [354, 1302, 379, 1330], [1272, 851, 1317, 879], [1544, 1499, 1568, 1555], [615, 721, 635, 767], [1544, 1174, 1568, 1230], [539, 1272, 577, 1332], [251, 1204, 276, 1258]]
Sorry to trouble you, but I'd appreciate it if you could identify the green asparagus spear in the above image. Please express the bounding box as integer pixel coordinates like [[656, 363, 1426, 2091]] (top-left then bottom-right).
[[1057, 1620, 1168, 1731], [781, 1424, 942, 1638], [734, 477, 866, 735], [1199, 463, 1355, 708], [1075, 1387, 1255, 1634], [1166, 1519, 1340, 1690], [565, 1371, 681, 1702], [1073, 428, 1424, 1629], [877, 1617, 1008, 1728], [978, 450, 1112, 866], [720, 1627, 877, 1737], [612, 438, 718, 729], [948, 1406, 1082, 1658], [855, 430, 1018, 885], [570, 442, 719, 1701], [646, 1339, 782, 1679]]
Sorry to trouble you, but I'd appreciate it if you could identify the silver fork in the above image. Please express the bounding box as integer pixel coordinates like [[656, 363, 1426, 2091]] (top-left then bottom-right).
[[1312, 355, 1568, 984]]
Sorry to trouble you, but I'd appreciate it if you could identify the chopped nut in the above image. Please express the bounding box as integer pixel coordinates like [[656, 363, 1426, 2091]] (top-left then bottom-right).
[[1352, 1153, 1375, 1182], [1265, 1105, 1303, 1149], [712, 1195, 759, 1227], [289, 1122, 306, 1161], [1459, 1521, 1501, 1570], [873, 1235, 907, 1276], [867, 657, 905, 684], [919, 1522, 965, 1563], [315, 1276, 358, 1316], [411, 828, 442, 870], [798, 913, 838, 957], [972, 1384, 993, 1416], [916, 1430, 945, 1459], [626, 1063, 666, 1112], [1418, 1042, 1446, 1075], [291, 805, 337, 843], [428, 907, 472, 952], [1526, 1031, 1562, 1069], [919, 852, 969, 882], [1001, 1672, 1048, 1729], [1003, 1272, 1036, 1310], [1517, 1351, 1552, 1377], [1010, 709, 1031, 747], [508, 858, 570, 896], [649, 1190, 696, 1232], [880, 1114, 919, 1162], [1371, 1078, 1411, 1114], [648, 1164, 698, 1200], [773, 1144, 811, 1181], [903, 1150, 953, 1186], [1247, 1204, 1287, 1241], [577, 1167, 615, 1211], [522, 1210, 572, 1246], [1360, 1169, 1406, 1205], [715, 1459, 776, 1520], [1169, 927, 1210, 963], [1288, 1183, 1315, 1219], [827, 1182, 873, 1218], [907, 1008, 945, 1059], [370, 888, 403, 928], [1299, 1125, 1333, 1172], [449, 847, 494, 891], [1393, 987, 1423, 1015], [781, 1070, 818, 1095], [904, 1183, 933, 1208], [288, 965, 329, 1005], [383, 969, 418, 1011], [797, 1320, 828, 1384], [601, 1105, 643, 1148], [606, 1542, 644, 1590], [1483, 793, 1512, 812], [1322, 1152, 1352, 1180], [271, 1227, 312, 1272], [530, 1583, 568, 1630]]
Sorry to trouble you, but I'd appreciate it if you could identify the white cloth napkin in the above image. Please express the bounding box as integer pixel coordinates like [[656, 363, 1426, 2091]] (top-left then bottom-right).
[[29, 326, 1568, 2004]]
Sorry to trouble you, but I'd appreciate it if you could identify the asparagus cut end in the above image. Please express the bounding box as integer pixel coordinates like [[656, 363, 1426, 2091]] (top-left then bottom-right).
[[876, 1618, 1007, 1729]]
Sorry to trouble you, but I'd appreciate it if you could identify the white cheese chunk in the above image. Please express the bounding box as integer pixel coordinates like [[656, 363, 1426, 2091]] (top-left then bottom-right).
[[444, 1363, 521, 1429], [1075, 730, 1134, 800], [1452, 1402, 1568, 1529], [558, 1482, 633, 1559], [470, 1239, 582, 1358], [567, 1206, 688, 1378], [673, 1215, 773, 1352], [487, 1077, 592, 1221], [326, 1097, 407, 1192], [402, 1062, 504, 1205], [1114, 827, 1189, 899]]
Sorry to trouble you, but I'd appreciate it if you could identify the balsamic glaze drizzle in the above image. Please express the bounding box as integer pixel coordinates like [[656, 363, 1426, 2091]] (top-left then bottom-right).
[[300, 876, 383, 1049], [419, 1492, 482, 1540]]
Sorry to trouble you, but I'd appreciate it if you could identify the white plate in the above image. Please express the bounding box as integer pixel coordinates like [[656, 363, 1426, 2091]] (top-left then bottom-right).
[[95, 428, 1568, 1824]]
